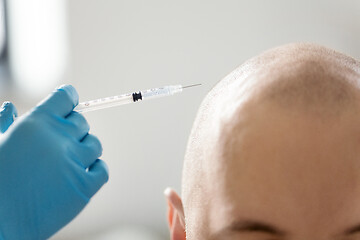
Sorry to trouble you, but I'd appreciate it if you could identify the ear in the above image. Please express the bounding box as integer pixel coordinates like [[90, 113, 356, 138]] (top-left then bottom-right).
[[164, 188, 186, 240]]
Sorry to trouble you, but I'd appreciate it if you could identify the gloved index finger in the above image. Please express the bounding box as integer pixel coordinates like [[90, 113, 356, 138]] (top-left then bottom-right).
[[36, 85, 79, 117]]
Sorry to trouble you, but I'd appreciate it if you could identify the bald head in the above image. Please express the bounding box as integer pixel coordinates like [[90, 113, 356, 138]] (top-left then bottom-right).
[[180, 43, 360, 239]]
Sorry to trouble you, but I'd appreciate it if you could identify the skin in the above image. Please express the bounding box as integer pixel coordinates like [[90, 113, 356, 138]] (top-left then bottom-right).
[[165, 43, 360, 240]]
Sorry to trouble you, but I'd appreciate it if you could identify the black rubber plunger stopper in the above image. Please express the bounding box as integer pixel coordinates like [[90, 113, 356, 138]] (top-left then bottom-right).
[[132, 92, 143, 102]]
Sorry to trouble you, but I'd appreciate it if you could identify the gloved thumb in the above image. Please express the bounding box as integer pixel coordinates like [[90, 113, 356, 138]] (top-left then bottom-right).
[[0, 101, 18, 133]]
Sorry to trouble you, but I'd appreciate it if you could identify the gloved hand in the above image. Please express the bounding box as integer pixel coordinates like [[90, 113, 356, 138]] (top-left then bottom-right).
[[0, 85, 109, 240]]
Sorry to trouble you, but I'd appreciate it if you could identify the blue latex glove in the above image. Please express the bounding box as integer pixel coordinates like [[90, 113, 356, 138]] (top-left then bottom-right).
[[0, 85, 109, 240]]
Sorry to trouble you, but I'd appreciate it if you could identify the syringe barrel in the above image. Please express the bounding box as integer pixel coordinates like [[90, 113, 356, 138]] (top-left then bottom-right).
[[73, 85, 185, 113], [74, 94, 133, 113], [141, 85, 182, 100]]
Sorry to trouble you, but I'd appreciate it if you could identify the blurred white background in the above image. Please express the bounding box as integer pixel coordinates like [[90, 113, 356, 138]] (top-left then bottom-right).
[[1, 0, 360, 239]]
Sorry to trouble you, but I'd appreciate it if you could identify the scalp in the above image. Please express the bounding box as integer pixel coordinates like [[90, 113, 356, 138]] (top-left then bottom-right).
[[181, 43, 360, 235]]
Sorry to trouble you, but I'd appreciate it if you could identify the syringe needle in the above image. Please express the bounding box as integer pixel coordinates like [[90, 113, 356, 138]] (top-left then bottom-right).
[[182, 83, 202, 89]]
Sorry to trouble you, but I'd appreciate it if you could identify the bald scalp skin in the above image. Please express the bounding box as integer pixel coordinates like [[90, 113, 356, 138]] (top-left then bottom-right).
[[180, 43, 360, 239]]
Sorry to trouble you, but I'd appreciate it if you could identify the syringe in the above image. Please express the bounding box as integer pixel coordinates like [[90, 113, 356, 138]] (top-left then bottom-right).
[[74, 84, 201, 113]]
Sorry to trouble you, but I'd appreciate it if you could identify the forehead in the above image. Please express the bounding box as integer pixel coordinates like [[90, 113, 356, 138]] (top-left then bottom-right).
[[208, 102, 360, 234]]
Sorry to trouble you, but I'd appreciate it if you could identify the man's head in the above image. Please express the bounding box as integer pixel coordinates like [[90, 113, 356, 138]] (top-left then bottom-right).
[[165, 43, 360, 239]]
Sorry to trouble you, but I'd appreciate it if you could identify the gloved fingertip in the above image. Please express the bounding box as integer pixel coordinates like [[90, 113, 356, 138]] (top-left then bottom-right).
[[36, 85, 80, 117], [0, 102, 17, 115], [1, 101, 10, 109], [89, 159, 109, 183], [84, 159, 109, 198], [57, 85, 79, 106], [0, 101, 17, 133]]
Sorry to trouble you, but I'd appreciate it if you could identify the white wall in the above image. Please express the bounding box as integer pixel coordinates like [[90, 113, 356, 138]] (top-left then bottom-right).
[[7, 0, 360, 239]]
